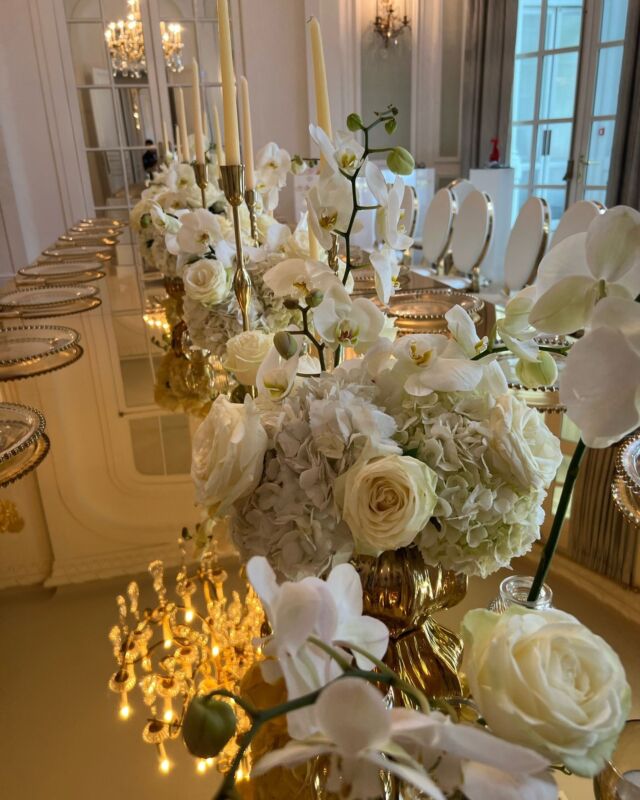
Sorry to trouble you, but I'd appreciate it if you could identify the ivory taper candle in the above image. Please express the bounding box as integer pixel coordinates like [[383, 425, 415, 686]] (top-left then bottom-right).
[[309, 17, 332, 138], [191, 59, 205, 164], [213, 103, 225, 166], [162, 120, 170, 154], [216, 0, 240, 164], [176, 88, 190, 162], [175, 124, 182, 160], [239, 76, 255, 190]]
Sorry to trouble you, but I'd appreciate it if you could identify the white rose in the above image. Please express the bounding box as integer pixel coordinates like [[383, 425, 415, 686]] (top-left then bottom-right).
[[462, 606, 631, 777], [191, 396, 268, 513], [224, 331, 273, 386], [487, 394, 562, 490], [334, 453, 438, 555], [183, 259, 230, 305]]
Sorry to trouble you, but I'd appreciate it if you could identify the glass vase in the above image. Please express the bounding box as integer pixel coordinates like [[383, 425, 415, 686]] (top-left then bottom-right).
[[488, 575, 553, 613], [353, 546, 468, 702], [594, 719, 640, 799]]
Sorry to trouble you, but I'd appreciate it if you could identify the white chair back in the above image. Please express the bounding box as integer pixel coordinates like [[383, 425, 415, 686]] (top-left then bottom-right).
[[448, 178, 475, 209], [550, 200, 605, 249], [400, 185, 418, 239], [450, 190, 494, 279], [422, 188, 455, 266], [504, 197, 550, 291]]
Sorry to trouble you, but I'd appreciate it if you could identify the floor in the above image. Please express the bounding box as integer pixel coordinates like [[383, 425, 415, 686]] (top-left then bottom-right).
[[1, 556, 638, 799]]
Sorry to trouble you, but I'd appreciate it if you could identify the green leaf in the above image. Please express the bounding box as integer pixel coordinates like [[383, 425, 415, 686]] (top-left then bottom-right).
[[182, 697, 237, 759]]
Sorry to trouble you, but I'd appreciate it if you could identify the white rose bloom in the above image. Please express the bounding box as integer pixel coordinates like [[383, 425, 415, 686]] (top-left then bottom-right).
[[224, 330, 273, 386], [335, 452, 438, 555], [486, 394, 562, 491], [191, 396, 268, 514], [462, 606, 631, 778], [182, 258, 230, 305]]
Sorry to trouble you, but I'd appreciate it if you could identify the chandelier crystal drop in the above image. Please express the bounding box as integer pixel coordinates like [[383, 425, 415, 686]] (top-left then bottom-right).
[[374, 0, 411, 48], [105, 0, 184, 78]]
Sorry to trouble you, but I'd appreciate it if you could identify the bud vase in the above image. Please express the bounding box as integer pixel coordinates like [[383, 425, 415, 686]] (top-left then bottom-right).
[[353, 546, 468, 702], [488, 575, 553, 612]]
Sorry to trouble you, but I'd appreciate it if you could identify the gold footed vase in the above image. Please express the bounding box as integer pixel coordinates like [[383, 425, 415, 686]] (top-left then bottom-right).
[[354, 545, 468, 703]]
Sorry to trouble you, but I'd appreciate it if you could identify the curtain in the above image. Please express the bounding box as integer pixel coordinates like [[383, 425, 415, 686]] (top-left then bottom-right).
[[569, 446, 638, 587], [607, 2, 640, 209], [460, 0, 518, 178]]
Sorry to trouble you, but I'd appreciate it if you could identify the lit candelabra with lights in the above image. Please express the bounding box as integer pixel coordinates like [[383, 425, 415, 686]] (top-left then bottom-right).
[[107, 541, 264, 779]]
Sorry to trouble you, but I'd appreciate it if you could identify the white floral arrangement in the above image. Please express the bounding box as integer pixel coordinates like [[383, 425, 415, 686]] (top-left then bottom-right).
[[182, 556, 631, 799], [190, 109, 563, 581]]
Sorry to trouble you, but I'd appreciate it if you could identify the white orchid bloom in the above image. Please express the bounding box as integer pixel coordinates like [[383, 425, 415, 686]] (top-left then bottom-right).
[[390, 334, 484, 396], [263, 257, 343, 300], [309, 125, 364, 176], [255, 142, 291, 211], [253, 678, 446, 799], [365, 161, 413, 251], [496, 287, 540, 363], [560, 296, 640, 447], [530, 206, 640, 334], [174, 163, 197, 191], [307, 171, 360, 250], [175, 208, 232, 256], [313, 283, 385, 353], [256, 345, 300, 401], [445, 305, 488, 358], [246, 558, 389, 739], [150, 203, 181, 235], [369, 244, 400, 304]]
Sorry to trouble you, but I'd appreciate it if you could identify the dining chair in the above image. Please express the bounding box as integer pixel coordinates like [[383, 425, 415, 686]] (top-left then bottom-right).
[[448, 178, 475, 209], [421, 187, 456, 272], [400, 184, 419, 239], [503, 196, 551, 292], [450, 190, 494, 292], [550, 199, 605, 250]]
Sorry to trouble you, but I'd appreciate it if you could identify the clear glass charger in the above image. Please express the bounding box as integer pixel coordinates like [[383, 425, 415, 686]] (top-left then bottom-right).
[[495, 350, 566, 413], [39, 245, 112, 263], [611, 476, 640, 527], [18, 262, 106, 284], [0, 403, 50, 488], [75, 217, 125, 229], [0, 325, 83, 381], [0, 284, 98, 309]]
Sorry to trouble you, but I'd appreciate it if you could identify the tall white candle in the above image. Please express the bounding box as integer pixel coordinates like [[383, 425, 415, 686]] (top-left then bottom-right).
[[216, 0, 240, 164], [162, 119, 170, 154], [191, 59, 205, 164], [176, 88, 190, 162], [175, 124, 182, 160], [309, 17, 332, 138], [239, 77, 255, 190], [213, 104, 225, 167]]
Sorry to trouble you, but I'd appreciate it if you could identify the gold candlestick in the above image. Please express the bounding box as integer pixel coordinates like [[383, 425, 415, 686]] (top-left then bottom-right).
[[193, 162, 208, 209], [220, 164, 252, 331], [244, 189, 258, 246]]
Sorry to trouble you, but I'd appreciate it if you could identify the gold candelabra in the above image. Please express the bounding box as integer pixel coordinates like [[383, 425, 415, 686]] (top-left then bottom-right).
[[108, 540, 264, 778], [220, 165, 253, 332], [244, 188, 259, 246], [193, 162, 208, 210]]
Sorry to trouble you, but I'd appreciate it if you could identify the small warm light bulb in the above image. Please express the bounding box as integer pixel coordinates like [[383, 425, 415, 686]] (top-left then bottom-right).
[[205, 758, 214, 767], [211, 645, 220, 657], [118, 693, 131, 720], [163, 695, 173, 723], [184, 609, 194, 623], [157, 743, 171, 774], [159, 758, 171, 775], [196, 760, 207, 774], [162, 614, 173, 649]]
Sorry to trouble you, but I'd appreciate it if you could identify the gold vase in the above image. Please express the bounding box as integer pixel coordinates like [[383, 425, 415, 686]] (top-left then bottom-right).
[[353, 546, 468, 703]]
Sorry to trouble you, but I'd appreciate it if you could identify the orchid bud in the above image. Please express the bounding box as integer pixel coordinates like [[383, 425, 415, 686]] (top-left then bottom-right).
[[347, 113, 364, 132], [304, 290, 324, 308], [140, 213, 152, 228], [182, 697, 236, 758], [283, 297, 300, 310], [386, 147, 414, 176], [273, 331, 298, 360], [515, 351, 558, 389], [384, 118, 397, 135]]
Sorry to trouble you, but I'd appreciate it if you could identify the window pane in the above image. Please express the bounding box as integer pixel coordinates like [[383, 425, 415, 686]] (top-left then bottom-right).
[[69, 22, 110, 84], [601, 0, 628, 42], [584, 188, 607, 204], [593, 45, 624, 116], [512, 57, 537, 121], [65, 0, 100, 19], [86, 150, 126, 206], [198, 21, 221, 84], [512, 187, 531, 225], [129, 418, 164, 474], [123, 149, 149, 202], [585, 119, 615, 186], [161, 415, 191, 474], [510, 124, 534, 183], [540, 51, 579, 119], [536, 187, 567, 231], [158, 0, 194, 18], [78, 88, 119, 148], [516, 0, 542, 53], [199, 0, 217, 17], [535, 122, 572, 184], [116, 87, 156, 146], [545, 0, 583, 49]]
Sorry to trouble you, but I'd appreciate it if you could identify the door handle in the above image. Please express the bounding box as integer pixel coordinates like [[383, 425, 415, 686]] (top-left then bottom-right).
[[541, 129, 552, 156]]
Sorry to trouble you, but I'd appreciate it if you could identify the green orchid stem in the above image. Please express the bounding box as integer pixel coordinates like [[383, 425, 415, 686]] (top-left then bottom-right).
[[527, 439, 587, 602], [300, 306, 326, 371], [472, 344, 570, 362]]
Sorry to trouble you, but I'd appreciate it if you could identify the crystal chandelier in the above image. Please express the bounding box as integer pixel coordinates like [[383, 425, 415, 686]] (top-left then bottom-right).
[[107, 536, 264, 778], [374, 0, 410, 47], [105, 0, 184, 78]]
